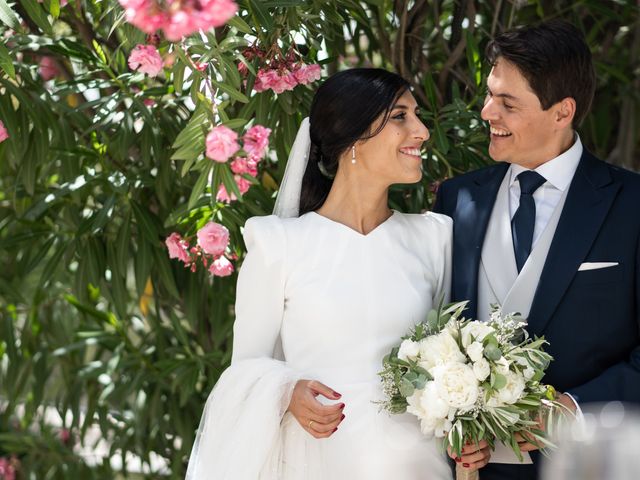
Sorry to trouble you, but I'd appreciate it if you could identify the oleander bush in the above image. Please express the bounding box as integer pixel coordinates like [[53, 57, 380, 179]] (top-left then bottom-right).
[[0, 0, 637, 477]]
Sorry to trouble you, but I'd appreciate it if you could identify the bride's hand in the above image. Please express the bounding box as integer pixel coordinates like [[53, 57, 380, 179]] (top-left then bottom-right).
[[287, 379, 345, 439]]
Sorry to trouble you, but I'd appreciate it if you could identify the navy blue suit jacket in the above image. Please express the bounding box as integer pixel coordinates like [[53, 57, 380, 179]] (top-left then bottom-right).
[[433, 150, 640, 404]]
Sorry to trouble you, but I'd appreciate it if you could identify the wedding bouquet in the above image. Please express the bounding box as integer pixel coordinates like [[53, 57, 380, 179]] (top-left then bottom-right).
[[379, 302, 560, 478]]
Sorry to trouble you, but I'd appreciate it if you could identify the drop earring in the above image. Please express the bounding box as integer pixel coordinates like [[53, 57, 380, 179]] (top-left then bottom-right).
[[351, 145, 356, 164]]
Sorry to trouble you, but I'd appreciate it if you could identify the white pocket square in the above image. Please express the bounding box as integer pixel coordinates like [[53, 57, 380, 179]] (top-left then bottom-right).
[[578, 262, 619, 271]]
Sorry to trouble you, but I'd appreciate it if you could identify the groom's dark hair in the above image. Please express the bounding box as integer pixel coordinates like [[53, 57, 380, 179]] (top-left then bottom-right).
[[486, 20, 596, 128]]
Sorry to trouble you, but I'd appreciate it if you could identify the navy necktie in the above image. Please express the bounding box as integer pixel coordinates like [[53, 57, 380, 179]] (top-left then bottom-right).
[[511, 171, 546, 272]]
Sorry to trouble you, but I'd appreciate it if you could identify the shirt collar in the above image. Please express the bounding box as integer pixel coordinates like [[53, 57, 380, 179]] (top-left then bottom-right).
[[510, 134, 583, 192]]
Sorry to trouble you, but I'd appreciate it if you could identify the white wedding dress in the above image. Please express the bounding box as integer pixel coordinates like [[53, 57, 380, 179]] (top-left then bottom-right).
[[186, 210, 453, 480]]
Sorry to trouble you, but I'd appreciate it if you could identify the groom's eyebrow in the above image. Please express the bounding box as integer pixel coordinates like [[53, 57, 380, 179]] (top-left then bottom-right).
[[487, 87, 519, 102]]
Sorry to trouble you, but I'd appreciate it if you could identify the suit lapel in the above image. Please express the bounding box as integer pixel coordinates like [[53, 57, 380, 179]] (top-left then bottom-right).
[[527, 152, 621, 336], [453, 164, 509, 319]]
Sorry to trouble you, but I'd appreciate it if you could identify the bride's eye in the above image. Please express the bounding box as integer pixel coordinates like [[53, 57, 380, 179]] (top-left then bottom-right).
[[392, 112, 406, 120]]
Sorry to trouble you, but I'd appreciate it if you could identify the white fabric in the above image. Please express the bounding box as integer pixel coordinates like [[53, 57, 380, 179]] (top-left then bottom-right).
[[273, 117, 311, 218], [187, 211, 454, 479], [578, 262, 619, 271], [508, 135, 582, 247]]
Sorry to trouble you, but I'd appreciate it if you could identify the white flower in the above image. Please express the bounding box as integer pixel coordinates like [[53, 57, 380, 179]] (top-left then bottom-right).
[[492, 371, 526, 405], [406, 382, 452, 437], [461, 321, 494, 348], [397, 339, 420, 362], [473, 358, 491, 381], [467, 341, 484, 362], [432, 362, 479, 410], [418, 331, 466, 372], [495, 356, 511, 375]]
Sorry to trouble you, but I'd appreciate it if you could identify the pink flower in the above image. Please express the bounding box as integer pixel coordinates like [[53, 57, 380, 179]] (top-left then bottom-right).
[[0, 120, 8, 143], [162, 0, 238, 41], [38, 56, 60, 81], [209, 255, 234, 277], [206, 125, 239, 162], [128, 44, 163, 77], [118, 0, 167, 35], [215, 175, 252, 203], [196, 222, 229, 256], [165, 232, 190, 263], [0, 457, 16, 480], [294, 64, 321, 85], [230, 157, 258, 177], [243, 125, 271, 160]]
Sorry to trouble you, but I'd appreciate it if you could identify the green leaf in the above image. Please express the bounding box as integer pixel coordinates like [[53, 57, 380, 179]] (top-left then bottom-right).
[[153, 249, 180, 300], [188, 163, 212, 209], [491, 372, 507, 390], [0, 41, 15, 79], [131, 200, 159, 243], [19, 0, 53, 35], [0, 0, 19, 30], [484, 343, 502, 361], [248, 0, 274, 32], [227, 15, 253, 35], [210, 80, 249, 103]]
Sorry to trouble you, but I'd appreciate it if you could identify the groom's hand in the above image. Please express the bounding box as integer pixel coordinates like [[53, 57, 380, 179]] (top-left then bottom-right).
[[287, 379, 345, 439], [447, 440, 491, 471], [517, 392, 577, 452]]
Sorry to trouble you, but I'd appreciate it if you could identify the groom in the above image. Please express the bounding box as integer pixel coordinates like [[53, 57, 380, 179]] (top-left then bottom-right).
[[433, 20, 640, 480]]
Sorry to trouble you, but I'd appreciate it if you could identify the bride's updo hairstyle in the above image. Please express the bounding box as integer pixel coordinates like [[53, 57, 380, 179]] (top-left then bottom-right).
[[298, 68, 410, 215]]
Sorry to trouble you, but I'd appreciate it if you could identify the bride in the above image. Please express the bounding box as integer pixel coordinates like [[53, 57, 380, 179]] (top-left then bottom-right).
[[186, 68, 453, 479]]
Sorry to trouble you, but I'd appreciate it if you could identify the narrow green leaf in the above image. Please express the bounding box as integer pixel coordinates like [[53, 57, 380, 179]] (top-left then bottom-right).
[[0, 42, 15, 79], [19, 0, 53, 34], [0, 0, 19, 30], [188, 163, 212, 209]]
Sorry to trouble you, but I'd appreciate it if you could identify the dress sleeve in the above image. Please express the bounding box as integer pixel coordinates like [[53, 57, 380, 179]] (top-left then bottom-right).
[[430, 213, 453, 306], [232, 215, 287, 363]]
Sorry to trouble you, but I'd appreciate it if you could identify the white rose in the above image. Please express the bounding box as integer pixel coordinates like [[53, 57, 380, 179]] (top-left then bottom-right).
[[497, 371, 526, 405], [461, 321, 494, 348], [397, 339, 420, 361], [418, 331, 466, 372], [432, 363, 479, 410], [473, 358, 491, 381], [407, 382, 452, 437], [495, 356, 511, 375], [467, 341, 484, 362]]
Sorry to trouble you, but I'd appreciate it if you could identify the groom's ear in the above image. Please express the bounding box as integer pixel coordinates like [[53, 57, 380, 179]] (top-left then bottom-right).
[[553, 97, 576, 130]]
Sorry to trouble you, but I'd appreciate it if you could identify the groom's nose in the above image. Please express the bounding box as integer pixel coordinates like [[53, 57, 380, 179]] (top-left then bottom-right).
[[481, 97, 498, 122]]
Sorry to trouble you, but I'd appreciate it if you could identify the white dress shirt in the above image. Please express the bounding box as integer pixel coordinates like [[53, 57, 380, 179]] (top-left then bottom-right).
[[508, 135, 583, 248]]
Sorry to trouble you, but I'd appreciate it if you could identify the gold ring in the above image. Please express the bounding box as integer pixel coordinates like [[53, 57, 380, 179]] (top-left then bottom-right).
[[308, 420, 315, 429]]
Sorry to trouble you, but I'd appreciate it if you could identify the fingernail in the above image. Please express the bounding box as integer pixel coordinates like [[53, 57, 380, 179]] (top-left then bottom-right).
[[339, 403, 345, 409], [463, 463, 470, 468], [340, 414, 345, 421], [455, 458, 461, 463], [333, 391, 342, 398], [332, 427, 338, 433]]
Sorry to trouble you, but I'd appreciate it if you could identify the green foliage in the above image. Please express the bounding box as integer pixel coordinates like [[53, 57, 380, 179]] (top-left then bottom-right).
[[0, 0, 638, 478]]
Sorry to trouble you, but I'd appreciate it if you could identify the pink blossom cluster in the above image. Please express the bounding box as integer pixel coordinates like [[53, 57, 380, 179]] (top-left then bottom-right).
[[128, 44, 164, 77], [0, 120, 8, 143], [118, 0, 238, 41], [254, 63, 321, 94], [39, 56, 60, 81], [165, 222, 234, 276], [204, 124, 271, 203], [0, 456, 17, 480]]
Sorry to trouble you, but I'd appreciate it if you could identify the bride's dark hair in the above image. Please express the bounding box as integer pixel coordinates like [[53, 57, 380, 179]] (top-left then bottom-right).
[[298, 68, 410, 215]]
